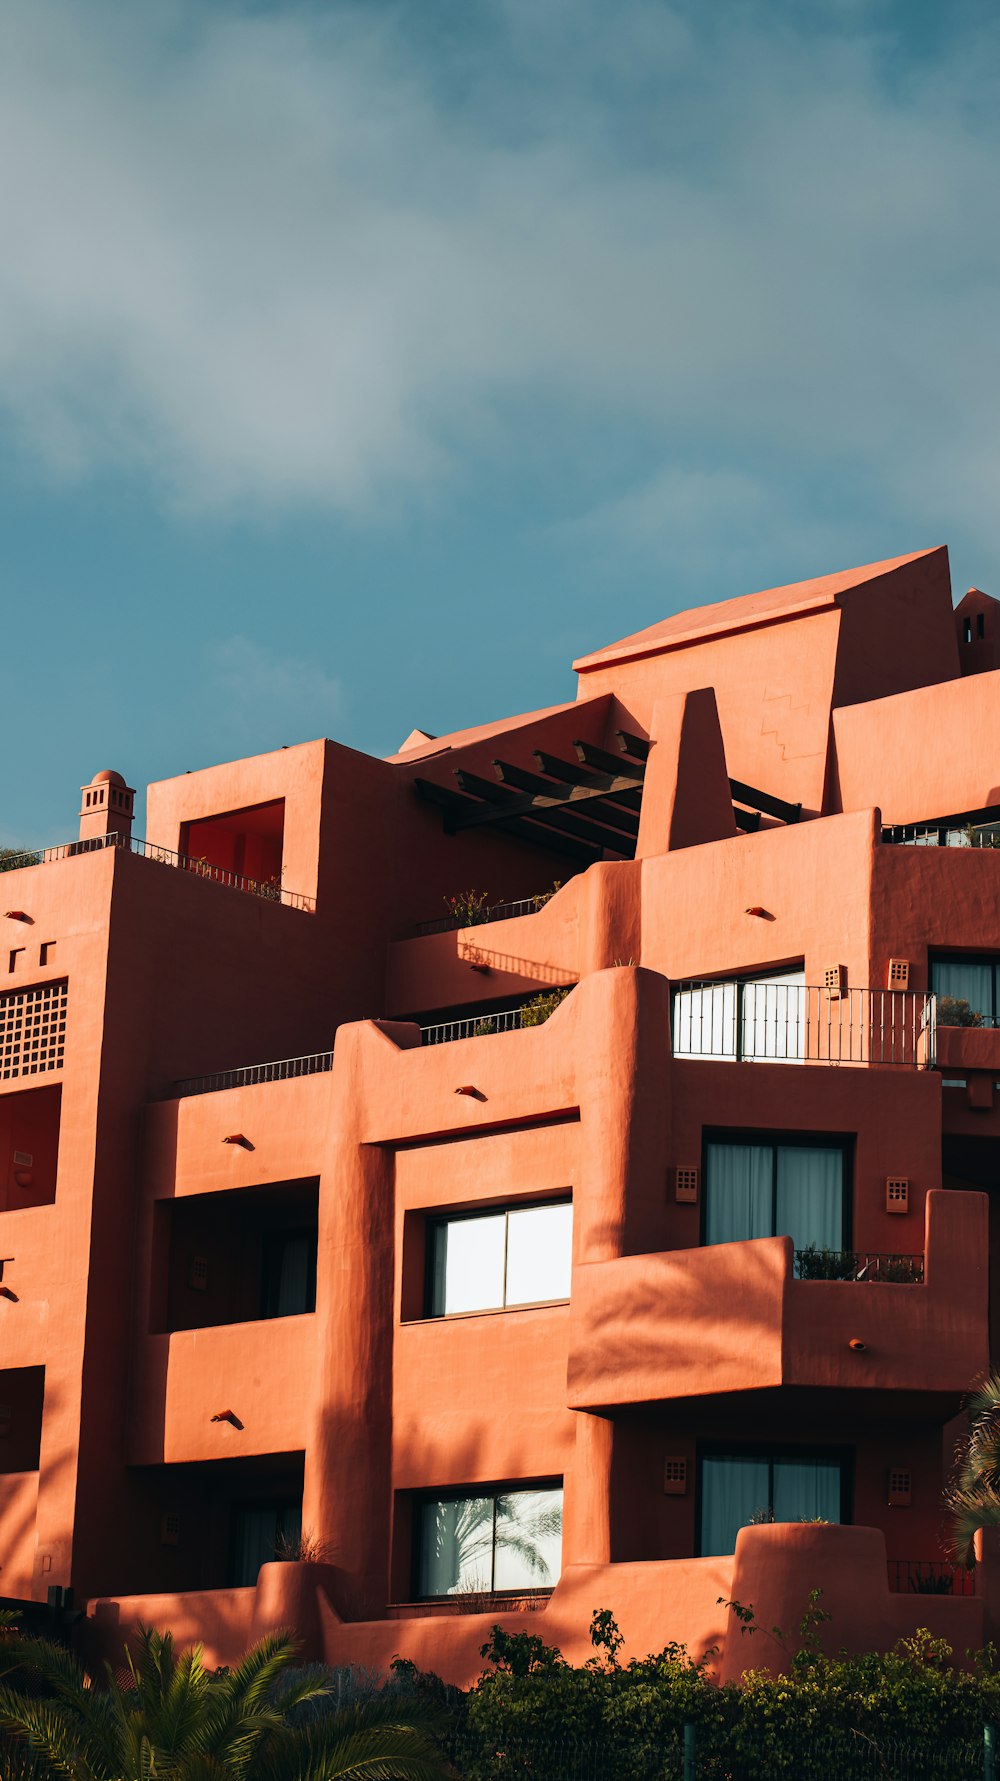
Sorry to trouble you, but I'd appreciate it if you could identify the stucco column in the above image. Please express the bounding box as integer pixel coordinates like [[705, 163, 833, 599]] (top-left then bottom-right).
[[304, 1027, 395, 1619], [563, 967, 671, 1566]]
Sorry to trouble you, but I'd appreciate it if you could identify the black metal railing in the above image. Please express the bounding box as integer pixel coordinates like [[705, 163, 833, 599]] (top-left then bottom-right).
[[884, 818, 1000, 849], [419, 1006, 532, 1045], [794, 1248, 925, 1284], [671, 981, 936, 1068], [889, 1559, 975, 1596], [412, 895, 551, 937], [175, 1051, 333, 1096], [0, 831, 315, 911]]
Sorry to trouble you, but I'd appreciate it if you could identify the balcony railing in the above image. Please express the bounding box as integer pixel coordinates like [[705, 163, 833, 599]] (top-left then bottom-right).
[[412, 896, 549, 937], [175, 1050, 334, 1096], [671, 982, 936, 1068], [419, 1006, 532, 1045], [794, 1248, 924, 1284], [884, 817, 1000, 849], [0, 831, 315, 912], [888, 1560, 975, 1596]]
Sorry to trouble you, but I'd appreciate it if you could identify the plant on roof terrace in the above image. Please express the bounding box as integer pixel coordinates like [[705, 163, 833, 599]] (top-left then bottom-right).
[[444, 888, 491, 926], [530, 880, 562, 909], [0, 849, 33, 872], [518, 987, 570, 1027], [937, 996, 985, 1027]]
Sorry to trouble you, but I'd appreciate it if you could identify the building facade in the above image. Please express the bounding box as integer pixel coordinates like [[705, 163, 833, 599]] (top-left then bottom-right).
[[2, 544, 1000, 1680]]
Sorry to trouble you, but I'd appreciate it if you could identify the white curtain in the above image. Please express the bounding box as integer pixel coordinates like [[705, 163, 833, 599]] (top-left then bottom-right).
[[772, 1460, 841, 1525], [775, 1146, 843, 1252], [705, 1142, 773, 1245], [505, 1204, 572, 1306], [931, 958, 995, 1025], [741, 971, 806, 1063], [672, 982, 738, 1059], [430, 1214, 505, 1315], [700, 1457, 769, 1556]]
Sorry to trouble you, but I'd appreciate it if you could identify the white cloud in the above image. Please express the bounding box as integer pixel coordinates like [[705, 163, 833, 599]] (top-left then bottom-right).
[[206, 635, 344, 750], [0, 0, 998, 541]]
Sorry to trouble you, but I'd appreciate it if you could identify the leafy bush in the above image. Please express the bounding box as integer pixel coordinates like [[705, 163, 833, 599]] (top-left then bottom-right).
[[795, 1246, 859, 1281], [444, 889, 491, 927], [519, 988, 571, 1027], [937, 996, 985, 1027]]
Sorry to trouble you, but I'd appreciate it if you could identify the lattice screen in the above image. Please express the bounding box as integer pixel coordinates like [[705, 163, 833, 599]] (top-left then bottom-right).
[[0, 980, 68, 1080]]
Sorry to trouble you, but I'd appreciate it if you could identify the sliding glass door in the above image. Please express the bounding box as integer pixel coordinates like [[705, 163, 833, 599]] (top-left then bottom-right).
[[672, 970, 806, 1061], [699, 1452, 845, 1556], [704, 1137, 846, 1252]]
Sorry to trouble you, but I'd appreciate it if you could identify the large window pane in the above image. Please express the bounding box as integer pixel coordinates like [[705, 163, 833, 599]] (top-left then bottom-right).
[[705, 1143, 773, 1245], [930, 958, 996, 1026], [772, 1460, 841, 1526], [493, 1488, 564, 1590], [429, 1214, 505, 1316], [775, 1147, 843, 1252], [672, 982, 738, 1060], [700, 1457, 769, 1556], [505, 1204, 572, 1306], [416, 1488, 563, 1596], [416, 1495, 494, 1595], [741, 972, 806, 1062]]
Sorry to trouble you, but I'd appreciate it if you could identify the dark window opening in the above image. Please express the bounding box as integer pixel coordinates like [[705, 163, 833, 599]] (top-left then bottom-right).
[[153, 1179, 318, 1333], [0, 1084, 61, 1212], [126, 1452, 303, 1595], [964, 617, 973, 643], [702, 1133, 849, 1253], [181, 800, 284, 891], [978, 613, 986, 640], [0, 1366, 44, 1472], [697, 1445, 850, 1556]]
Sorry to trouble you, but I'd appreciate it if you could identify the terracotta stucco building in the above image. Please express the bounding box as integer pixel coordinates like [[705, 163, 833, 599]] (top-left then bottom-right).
[[3, 544, 1000, 1679]]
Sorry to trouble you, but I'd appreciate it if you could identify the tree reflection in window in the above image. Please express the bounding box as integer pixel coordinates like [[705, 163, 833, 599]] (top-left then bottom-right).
[[416, 1486, 563, 1596]]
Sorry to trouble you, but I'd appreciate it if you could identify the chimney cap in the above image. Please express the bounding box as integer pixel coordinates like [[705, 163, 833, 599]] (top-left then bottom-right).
[[90, 769, 127, 787]]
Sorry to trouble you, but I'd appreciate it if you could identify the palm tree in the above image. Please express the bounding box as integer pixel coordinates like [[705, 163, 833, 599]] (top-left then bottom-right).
[[948, 1371, 1000, 1564], [0, 1623, 453, 1781]]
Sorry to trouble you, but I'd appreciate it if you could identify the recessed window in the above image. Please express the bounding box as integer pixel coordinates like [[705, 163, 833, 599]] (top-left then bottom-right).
[[672, 969, 805, 1062], [699, 1450, 846, 1555], [154, 1179, 318, 1332], [704, 1136, 847, 1252], [415, 1484, 563, 1597], [427, 1201, 572, 1316], [231, 1499, 302, 1585], [931, 954, 1000, 1028], [0, 1083, 61, 1212], [181, 800, 284, 890]]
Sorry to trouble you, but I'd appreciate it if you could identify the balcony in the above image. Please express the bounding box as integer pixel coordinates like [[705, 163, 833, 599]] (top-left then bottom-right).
[[0, 832, 315, 912], [567, 1189, 986, 1414], [175, 1050, 333, 1097], [418, 991, 570, 1046], [671, 981, 936, 1068]]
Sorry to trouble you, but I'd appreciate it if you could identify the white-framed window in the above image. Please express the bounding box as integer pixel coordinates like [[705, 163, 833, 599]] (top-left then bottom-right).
[[427, 1200, 572, 1316]]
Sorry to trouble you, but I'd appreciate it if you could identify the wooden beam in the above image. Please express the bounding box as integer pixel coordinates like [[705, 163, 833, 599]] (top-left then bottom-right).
[[452, 770, 635, 851], [533, 751, 644, 813], [728, 778, 802, 825], [616, 729, 650, 761], [733, 805, 761, 833], [574, 740, 645, 781], [493, 760, 639, 838], [413, 778, 599, 863]]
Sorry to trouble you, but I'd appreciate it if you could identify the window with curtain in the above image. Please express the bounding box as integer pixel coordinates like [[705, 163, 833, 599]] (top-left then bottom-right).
[[672, 970, 806, 1062], [427, 1201, 572, 1316], [930, 954, 1000, 1027], [261, 1229, 317, 1317], [415, 1485, 563, 1596], [704, 1138, 846, 1251], [230, 1499, 302, 1585], [699, 1452, 845, 1556]]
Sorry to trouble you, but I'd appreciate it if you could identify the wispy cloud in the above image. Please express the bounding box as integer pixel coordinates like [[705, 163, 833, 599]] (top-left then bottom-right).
[[0, 0, 999, 549], [207, 636, 344, 752]]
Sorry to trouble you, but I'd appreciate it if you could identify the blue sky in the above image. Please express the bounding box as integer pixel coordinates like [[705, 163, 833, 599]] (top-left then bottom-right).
[[3, 0, 1000, 843]]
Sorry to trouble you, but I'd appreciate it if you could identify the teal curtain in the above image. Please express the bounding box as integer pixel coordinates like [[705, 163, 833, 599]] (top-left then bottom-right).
[[775, 1146, 843, 1251], [705, 1142, 772, 1245]]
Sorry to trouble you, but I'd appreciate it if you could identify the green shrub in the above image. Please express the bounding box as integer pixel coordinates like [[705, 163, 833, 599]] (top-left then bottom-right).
[[518, 988, 570, 1027]]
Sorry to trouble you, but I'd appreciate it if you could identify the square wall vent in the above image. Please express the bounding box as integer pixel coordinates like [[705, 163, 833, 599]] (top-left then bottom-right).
[[675, 1167, 699, 1204], [887, 1468, 912, 1507], [161, 1512, 181, 1546], [886, 1177, 910, 1215], [824, 964, 847, 998], [888, 958, 910, 991], [663, 1457, 688, 1496], [189, 1256, 209, 1292]]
